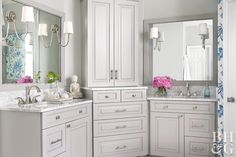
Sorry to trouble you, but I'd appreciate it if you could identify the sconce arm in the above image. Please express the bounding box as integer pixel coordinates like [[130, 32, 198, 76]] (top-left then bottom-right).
[[42, 31, 54, 48], [56, 32, 70, 47]]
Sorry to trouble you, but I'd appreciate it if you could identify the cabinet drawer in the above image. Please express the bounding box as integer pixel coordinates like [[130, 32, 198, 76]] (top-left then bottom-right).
[[121, 89, 146, 102], [151, 101, 215, 114], [93, 90, 121, 103], [94, 133, 148, 157], [94, 117, 147, 137], [42, 103, 91, 129], [94, 101, 147, 120], [185, 114, 215, 138], [43, 124, 66, 157], [185, 137, 214, 157]]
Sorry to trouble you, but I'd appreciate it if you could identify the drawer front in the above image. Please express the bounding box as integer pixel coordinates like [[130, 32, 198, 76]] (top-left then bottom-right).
[[185, 137, 214, 157], [93, 90, 121, 103], [185, 114, 215, 138], [42, 103, 91, 129], [94, 117, 147, 137], [94, 101, 147, 120], [94, 133, 148, 157], [121, 89, 146, 102], [151, 101, 215, 114], [43, 124, 66, 157]]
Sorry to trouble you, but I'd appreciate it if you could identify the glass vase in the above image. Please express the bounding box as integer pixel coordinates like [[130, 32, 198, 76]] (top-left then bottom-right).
[[155, 87, 167, 97]]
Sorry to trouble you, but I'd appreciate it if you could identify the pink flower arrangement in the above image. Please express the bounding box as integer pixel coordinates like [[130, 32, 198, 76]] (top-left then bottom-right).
[[17, 76, 33, 84], [152, 76, 173, 96], [153, 76, 173, 89]]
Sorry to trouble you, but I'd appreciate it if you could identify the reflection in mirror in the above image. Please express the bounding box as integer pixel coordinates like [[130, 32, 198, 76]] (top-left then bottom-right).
[[151, 19, 213, 81], [2, 0, 61, 84]]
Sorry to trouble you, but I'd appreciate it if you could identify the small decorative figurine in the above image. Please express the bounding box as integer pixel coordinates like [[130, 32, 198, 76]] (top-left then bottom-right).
[[69, 75, 83, 99]]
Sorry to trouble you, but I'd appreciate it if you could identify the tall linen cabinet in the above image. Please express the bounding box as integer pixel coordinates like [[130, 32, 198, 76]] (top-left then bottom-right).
[[82, 0, 141, 87]]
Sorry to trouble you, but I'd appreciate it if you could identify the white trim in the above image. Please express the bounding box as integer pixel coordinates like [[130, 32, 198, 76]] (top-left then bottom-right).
[[223, 0, 230, 137]]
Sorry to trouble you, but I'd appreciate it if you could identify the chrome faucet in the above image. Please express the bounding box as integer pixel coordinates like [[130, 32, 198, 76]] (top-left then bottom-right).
[[186, 82, 191, 97], [16, 85, 41, 105]]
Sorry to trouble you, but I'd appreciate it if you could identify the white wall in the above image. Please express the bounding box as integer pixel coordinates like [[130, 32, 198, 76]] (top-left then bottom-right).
[[144, 0, 217, 20], [32, 0, 81, 86]]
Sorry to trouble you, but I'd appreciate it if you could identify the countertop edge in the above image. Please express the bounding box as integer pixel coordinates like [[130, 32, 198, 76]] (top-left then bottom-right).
[[147, 97, 217, 102], [0, 99, 93, 113]]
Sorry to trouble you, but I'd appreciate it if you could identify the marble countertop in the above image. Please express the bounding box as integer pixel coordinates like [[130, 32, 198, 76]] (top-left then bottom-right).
[[0, 99, 92, 113], [147, 96, 217, 102]]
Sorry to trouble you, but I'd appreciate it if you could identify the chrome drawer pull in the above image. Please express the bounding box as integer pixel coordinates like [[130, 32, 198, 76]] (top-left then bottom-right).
[[193, 106, 198, 110], [115, 109, 127, 113], [115, 125, 127, 129], [78, 110, 83, 114], [178, 115, 184, 118], [192, 146, 204, 152], [115, 145, 127, 150], [50, 139, 62, 145], [192, 124, 204, 128], [105, 95, 109, 99], [55, 115, 61, 120], [163, 105, 168, 109], [132, 94, 136, 98]]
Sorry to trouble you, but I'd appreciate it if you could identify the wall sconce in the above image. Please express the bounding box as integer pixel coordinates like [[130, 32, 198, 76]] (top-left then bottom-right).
[[2, 6, 34, 44], [150, 27, 165, 51], [38, 21, 73, 48], [199, 23, 209, 49]]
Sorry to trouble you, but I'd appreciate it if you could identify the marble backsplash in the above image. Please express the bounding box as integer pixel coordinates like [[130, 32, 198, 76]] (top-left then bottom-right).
[[0, 87, 66, 107], [147, 85, 216, 98]]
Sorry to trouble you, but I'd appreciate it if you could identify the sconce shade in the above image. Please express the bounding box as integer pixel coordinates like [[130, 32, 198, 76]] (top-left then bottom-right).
[[63, 21, 73, 34], [21, 6, 34, 23], [38, 24, 48, 36], [199, 23, 209, 35], [158, 32, 165, 42], [150, 27, 159, 39]]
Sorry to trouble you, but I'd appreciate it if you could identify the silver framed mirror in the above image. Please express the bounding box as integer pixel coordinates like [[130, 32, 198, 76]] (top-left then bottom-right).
[[0, 0, 65, 90], [143, 14, 218, 86]]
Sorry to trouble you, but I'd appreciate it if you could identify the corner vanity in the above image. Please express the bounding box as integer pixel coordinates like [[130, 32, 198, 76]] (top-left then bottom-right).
[[0, 100, 92, 157], [149, 97, 216, 157]]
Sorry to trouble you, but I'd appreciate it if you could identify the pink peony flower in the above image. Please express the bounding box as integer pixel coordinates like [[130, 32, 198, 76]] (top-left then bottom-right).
[[152, 76, 173, 89], [17, 76, 33, 84]]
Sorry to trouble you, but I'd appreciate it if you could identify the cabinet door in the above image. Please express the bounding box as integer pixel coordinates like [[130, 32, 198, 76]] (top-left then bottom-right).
[[88, 0, 114, 87], [114, 0, 139, 86], [150, 112, 184, 157], [66, 117, 92, 157], [43, 124, 66, 157]]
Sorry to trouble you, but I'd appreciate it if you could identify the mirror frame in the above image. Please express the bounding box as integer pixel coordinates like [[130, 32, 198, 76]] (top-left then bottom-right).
[[143, 14, 218, 86], [0, 0, 65, 91]]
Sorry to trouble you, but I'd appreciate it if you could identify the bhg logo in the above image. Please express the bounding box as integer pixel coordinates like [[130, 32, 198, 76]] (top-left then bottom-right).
[[212, 132, 234, 155]]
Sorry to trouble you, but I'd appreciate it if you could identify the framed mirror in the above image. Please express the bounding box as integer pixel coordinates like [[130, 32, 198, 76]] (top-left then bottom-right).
[[1, 0, 65, 86], [144, 14, 218, 85]]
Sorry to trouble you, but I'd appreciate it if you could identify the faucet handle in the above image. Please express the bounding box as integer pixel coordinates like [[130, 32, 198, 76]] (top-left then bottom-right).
[[15, 97, 25, 105], [32, 95, 41, 103]]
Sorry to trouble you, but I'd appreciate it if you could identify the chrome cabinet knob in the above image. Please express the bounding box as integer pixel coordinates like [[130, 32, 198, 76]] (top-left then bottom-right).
[[227, 97, 235, 103]]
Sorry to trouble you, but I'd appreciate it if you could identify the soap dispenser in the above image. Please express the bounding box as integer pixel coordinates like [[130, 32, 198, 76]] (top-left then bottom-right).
[[204, 82, 211, 98]]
